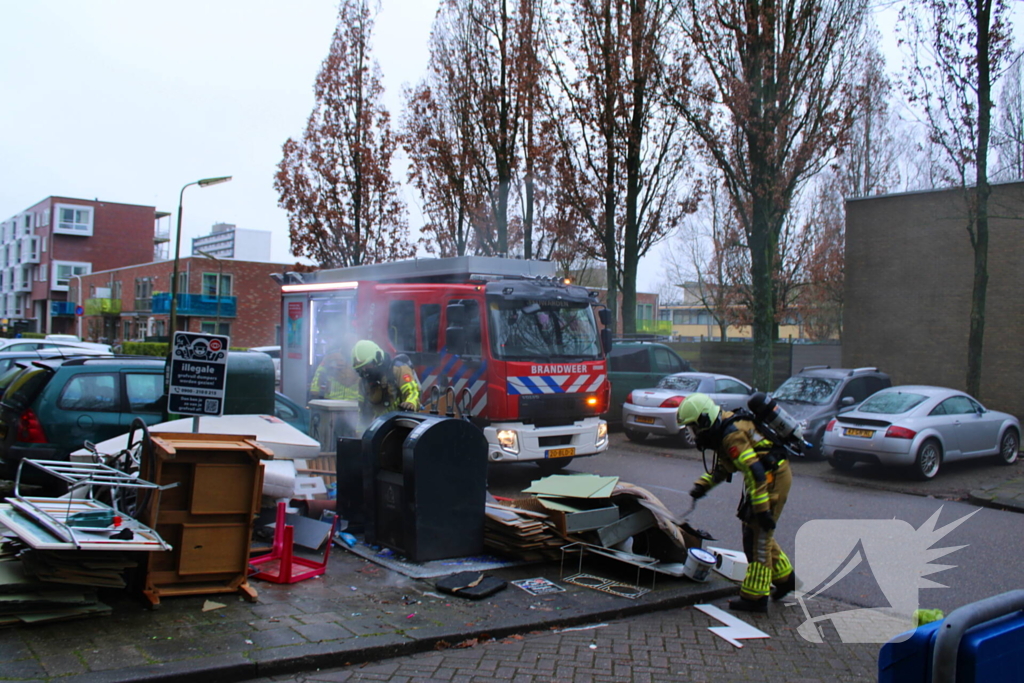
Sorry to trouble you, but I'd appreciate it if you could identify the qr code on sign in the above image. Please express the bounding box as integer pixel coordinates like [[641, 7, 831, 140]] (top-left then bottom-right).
[[204, 399, 219, 413]]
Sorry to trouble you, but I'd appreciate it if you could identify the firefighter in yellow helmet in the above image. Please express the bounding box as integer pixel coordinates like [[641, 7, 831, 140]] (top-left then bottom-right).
[[678, 393, 795, 613], [351, 340, 421, 418]]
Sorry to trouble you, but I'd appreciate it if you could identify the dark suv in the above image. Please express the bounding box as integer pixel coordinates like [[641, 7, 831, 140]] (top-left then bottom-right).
[[605, 341, 693, 424], [772, 365, 892, 458], [0, 353, 277, 482]]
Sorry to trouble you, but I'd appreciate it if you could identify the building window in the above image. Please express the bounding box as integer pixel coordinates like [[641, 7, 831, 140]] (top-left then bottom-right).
[[135, 277, 154, 312], [23, 215, 32, 231], [54, 204, 94, 236], [53, 261, 91, 289], [201, 321, 230, 336], [111, 280, 122, 300], [201, 272, 232, 297]]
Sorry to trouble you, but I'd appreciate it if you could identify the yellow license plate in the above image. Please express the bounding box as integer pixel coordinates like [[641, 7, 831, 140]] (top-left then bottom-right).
[[635, 416, 656, 425], [547, 447, 576, 458], [844, 428, 874, 438]]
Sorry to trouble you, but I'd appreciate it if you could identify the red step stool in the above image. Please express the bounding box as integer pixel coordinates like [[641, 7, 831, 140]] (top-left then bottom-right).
[[249, 502, 339, 584]]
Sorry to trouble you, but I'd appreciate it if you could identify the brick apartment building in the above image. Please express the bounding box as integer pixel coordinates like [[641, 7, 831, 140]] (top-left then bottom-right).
[[0, 197, 169, 335], [77, 258, 289, 349], [844, 181, 1024, 418]]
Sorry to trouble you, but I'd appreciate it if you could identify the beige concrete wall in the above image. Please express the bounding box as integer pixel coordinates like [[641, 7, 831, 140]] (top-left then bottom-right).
[[844, 182, 1024, 418]]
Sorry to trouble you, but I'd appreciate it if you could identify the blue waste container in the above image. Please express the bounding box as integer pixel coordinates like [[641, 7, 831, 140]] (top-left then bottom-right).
[[879, 591, 1024, 683]]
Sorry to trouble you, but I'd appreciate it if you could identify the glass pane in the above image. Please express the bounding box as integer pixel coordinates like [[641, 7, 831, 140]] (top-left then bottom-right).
[[388, 300, 417, 352], [203, 274, 217, 296], [126, 373, 164, 413], [860, 392, 927, 414], [609, 348, 647, 372], [420, 304, 440, 353], [58, 373, 119, 412], [773, 377, 841, 405], [657, 375, 700, 391]]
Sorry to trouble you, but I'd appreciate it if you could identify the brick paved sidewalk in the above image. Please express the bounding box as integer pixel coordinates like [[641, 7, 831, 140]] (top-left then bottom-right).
[[247, 596, 879, 683]]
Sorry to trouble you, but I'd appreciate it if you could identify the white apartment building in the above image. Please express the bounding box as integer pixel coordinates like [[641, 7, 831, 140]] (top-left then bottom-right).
[[192, 222, 272, 261]]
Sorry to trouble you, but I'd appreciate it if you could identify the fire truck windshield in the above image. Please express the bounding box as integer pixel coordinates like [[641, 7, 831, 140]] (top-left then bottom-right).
[[489, 300, 602, 361]]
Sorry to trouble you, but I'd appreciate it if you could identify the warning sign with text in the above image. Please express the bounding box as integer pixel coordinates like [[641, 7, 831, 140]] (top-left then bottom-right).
[[168, 332, 229, 417]]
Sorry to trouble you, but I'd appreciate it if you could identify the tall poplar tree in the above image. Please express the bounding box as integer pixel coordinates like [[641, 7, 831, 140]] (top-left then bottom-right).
[[668, 0, 866, 390], [275, 0, 413, 268]]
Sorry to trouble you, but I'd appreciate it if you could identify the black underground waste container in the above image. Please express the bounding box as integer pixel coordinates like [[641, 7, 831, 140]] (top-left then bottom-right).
[[362, 412, 489, 562]]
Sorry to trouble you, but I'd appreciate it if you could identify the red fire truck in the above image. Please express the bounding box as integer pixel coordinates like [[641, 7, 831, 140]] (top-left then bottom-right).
[[277, 256, 611, 470]]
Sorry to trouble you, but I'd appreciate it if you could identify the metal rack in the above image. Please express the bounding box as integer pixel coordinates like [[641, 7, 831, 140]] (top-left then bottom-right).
[[11, 459, 171, 551]]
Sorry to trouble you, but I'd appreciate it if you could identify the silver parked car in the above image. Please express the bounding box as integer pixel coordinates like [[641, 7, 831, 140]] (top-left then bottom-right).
[[621, 372, 752, 445], [822, 385, 1020, 480]]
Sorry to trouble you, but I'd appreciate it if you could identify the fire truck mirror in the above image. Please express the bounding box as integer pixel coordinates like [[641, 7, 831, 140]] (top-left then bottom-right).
[[601, 327, 613, 354], [598, 308, 611, 327], [446, 302, 466, 327], [445, 326, 466, 356]]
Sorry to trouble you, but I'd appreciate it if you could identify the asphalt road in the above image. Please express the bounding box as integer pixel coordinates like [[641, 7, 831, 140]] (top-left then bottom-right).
[[487, 432, 1024, 615]]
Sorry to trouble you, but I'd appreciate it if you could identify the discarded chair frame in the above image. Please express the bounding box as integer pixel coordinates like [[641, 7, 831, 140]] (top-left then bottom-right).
[[12, 458, 172, 551]]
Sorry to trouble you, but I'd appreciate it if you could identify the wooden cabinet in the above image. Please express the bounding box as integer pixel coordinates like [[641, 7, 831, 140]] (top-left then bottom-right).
[[139, 433, 271, 607]]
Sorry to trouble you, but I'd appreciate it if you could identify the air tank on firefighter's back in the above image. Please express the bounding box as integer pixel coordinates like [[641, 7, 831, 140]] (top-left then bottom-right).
[[748, 391, 804, 442]]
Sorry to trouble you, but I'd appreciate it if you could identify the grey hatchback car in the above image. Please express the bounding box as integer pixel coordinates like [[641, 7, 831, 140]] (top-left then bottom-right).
[[772, 366, 892, 458]]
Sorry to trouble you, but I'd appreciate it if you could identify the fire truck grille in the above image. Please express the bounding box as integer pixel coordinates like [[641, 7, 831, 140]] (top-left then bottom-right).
[[518, 393, 593, 422]]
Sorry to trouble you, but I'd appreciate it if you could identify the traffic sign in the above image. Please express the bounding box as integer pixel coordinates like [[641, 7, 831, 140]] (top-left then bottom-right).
[[168, 331, 230, 417], [74, 305, 84, 317]]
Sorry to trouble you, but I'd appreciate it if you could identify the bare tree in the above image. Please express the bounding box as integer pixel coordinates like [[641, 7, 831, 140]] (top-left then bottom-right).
[[545, 0, 699, 335], [662, 184, 744, 341], [275, 0, 412, 267], [840, 30, 902, 198], [899, 0, 1015, 398], [993, 53, 1024, 181], [401, 4, 485, 258], [668, 0, 867, 390]]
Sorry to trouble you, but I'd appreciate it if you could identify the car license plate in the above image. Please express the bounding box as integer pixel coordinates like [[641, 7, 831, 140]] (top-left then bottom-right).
[[635, 416, 656, 425], [547, 447, 575, 459], [844, 428, 874, 438]]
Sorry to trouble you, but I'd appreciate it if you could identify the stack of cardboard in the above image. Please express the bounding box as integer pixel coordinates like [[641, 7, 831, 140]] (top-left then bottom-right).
[[20, 550, 138, 589], [0, 559, 111, 627], [483, 502, 569, 561]]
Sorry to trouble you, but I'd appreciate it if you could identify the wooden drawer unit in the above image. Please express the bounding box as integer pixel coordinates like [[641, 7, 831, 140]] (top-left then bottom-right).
[[140, 433, 271, 606]]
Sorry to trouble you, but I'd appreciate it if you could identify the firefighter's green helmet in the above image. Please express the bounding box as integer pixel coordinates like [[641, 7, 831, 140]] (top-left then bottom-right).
[[351, 340, 385, 370], [677, 393, 720, 429]]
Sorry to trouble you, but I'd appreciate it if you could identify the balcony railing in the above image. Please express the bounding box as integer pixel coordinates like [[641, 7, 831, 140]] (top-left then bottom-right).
[[636, 319, 673, 336], [151, 293, 237, 317], [85, 298, 122, 315], [51, 301, 77, 316]]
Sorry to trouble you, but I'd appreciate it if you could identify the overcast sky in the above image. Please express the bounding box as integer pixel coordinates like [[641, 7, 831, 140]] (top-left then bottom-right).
[[0, 2, 1016, 295], [0, 1, 439, 272]]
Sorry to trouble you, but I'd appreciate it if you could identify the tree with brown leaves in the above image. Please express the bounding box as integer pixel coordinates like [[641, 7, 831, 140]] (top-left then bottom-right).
[[275, 0, 413, 268], [668, 0, 866, 390], [546, 0, 699, 335], [899, 0, 1015, 398]]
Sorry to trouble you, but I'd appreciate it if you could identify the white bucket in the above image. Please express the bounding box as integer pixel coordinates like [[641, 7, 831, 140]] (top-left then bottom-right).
[[682, 547, 717, 582]]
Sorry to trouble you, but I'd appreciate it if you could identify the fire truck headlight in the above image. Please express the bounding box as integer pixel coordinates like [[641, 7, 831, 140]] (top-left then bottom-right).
[[496, 429, 519, 454], [596, 421, 608, 446]]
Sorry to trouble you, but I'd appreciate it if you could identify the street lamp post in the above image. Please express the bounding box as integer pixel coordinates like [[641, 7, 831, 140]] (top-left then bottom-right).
[[169, 176, 232, 338], [195, 249, 224, 331], [164, 176, 231, 421]]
